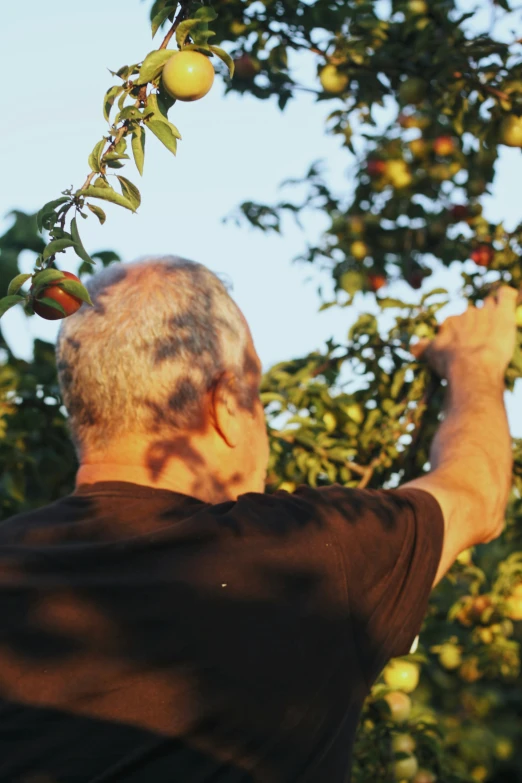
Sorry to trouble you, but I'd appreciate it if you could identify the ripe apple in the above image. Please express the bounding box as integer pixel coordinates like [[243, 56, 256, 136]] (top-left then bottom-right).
[[351, 240, 369, 260], [384, 660, 420, 693], [433, 135, 455, 156], [319, 64, 349, 94], [515, 305, 522, 328], [409, 138, 428, 158], [504, 593, 522, 621], [367, 159, 387, 177], [470, 244, 494, 267], [399, 77, 427, 106], [392, 733, 416, 755], [368, 272, 387, 292], [392, 755, 419, 781], [438, 642, 462, 670], [346, 403, 365, 424], [499, 115, 522, 147], [31, 270, 83, 321], [408, 0, 428, 13], [449, 204, 469, 222], [414, 771, 437, 783], [383, 691, 412, 722], [386, 159, 413, 189], [278, 481, 296, 493], [233, 54, 261, 80], [162, 51, 215, 102]]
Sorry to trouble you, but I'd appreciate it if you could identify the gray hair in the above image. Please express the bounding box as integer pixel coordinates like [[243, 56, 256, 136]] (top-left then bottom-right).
[[56, 256, 256, 457]]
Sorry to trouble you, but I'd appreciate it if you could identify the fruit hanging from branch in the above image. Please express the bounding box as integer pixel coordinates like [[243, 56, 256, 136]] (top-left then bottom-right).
[[471, 244, 494, 267], [498, 114, 522, 147], [31, 271, 86, 321], [433, 135, 455, 156], [319, 64, 349, 94], [162, 50, 215, 101], [233, 54, 261, 80]]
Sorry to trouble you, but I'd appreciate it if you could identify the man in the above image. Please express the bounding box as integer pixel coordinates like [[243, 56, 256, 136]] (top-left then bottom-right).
[[0, 256, 516, 782]]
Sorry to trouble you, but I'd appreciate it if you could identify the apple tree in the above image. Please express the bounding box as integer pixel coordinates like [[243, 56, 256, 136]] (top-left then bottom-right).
[[2, 1, 522, 781]]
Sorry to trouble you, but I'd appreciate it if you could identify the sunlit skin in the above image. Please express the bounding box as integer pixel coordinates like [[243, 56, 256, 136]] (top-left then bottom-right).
[[75, 327, 270, 505]]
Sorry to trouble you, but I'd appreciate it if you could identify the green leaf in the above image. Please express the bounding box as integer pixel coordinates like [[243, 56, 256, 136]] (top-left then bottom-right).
[[176, 19, 201, 49], [116, 176, 141, 210], [70, 217, 94, 266], [209, 46, 235, 78], [93, 176, 110, 189], [150, 0, 177, 37], [0, 294, 25, 318], [194, 6, 217, 22], [146, 94, 181, 137], [42, 238, 76, 260], [32, 269, 67, 294], [76, 185, 136, 212], [36, 197, 69, 232], [115, 106, 143, 123], [103, 151, 129, 162], [34, 296, 66, 316], [88, 139, 106, 173], [87, 203, 107, 224], [146, 119, 178, 155], [131, 127, 145, 176], [7, 273, 32, 296], [103, 85, 124, 122], [57, 278, 93, 306], [136, 50, 174, 85]]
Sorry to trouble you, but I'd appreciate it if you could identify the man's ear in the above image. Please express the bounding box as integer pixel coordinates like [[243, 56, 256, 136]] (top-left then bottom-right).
[[210, 371, 240, 448]]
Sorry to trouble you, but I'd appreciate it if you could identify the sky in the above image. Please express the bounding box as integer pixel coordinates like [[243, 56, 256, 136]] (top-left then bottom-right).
[[1, 0, 521, 435]]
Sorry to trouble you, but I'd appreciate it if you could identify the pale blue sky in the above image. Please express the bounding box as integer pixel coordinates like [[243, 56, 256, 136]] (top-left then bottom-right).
[[1, 0, 521, 435]]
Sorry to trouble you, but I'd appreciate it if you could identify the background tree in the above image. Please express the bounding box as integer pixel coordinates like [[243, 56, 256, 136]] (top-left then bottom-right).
[[1, 1, 522, 780]]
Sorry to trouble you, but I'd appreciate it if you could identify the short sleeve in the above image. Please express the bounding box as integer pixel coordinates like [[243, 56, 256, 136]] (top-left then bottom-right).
[[288, 483, 444, 688]]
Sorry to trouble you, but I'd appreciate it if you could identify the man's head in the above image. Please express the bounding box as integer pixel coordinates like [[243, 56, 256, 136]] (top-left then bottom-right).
[[56, 256, 270, 503]]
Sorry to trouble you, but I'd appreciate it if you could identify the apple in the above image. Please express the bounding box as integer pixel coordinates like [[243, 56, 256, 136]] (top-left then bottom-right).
[[409, 138, 428, 158], [433, 135, 455, 156], [386, 159, 413, 188], [392, 733, 416, 755], [458, 656, 481, 683], [504, 594, 522, 621], [438, 642, 462, 670], [499, 115, 522, 147], [383, 691, 412, 722], [319, 64, 349, 94], [233, 54, 261, 80], [31, 270, 84, 321], [399, 113, 430, 130], [368, 272, 387, 292], [162, 51, 215, 101], [367, 158, 387, 177], [278, 481, 296, 493], [399, 77, 428, 106], [408, 0, 428, 13], [470, 244, 494, 267], [384, 660, 420, 693], [392, 755, 419, 781], [351, 240, 369, 260], [449, 204, 469, 222], [495, 738, 514, 760]]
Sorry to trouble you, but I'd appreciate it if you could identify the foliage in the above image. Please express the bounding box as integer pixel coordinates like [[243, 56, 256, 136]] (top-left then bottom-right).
[[2, 0, 522, 781]]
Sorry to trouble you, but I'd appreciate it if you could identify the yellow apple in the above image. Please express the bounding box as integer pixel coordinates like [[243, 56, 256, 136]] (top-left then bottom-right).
[[162, 51, 215, 102], [499, 115, 522, 147], [319, 65, 349, 94], [383, 691, 412, 722], [386, 160, 413, 189], [384, 660, 420, 693], [351, 240, 369, 260]]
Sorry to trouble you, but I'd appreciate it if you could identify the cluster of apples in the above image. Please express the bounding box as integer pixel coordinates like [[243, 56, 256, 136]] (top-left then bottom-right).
[[374, 659, 438, 781]]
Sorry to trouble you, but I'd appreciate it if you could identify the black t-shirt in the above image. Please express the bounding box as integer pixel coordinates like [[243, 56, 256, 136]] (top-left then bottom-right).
[[0, 481, 443, 783]]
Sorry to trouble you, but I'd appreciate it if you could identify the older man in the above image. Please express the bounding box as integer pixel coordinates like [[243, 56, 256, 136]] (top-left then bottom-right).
[[0, 257, 516, 782]]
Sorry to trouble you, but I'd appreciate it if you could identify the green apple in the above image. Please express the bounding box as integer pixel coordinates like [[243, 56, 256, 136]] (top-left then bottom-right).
[[319, 65, 349, 94]]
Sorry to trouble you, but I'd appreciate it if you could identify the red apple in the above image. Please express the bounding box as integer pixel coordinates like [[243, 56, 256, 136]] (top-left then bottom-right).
[[368, 272, 387, 292], [449, 204, 469, 222], [433, 135, 455, 156], [471, 244, 494, 267], [367, 159, 386, 177], [233, 54, 261, 80]]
